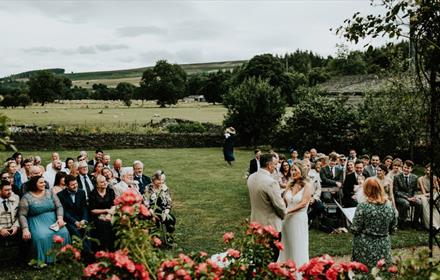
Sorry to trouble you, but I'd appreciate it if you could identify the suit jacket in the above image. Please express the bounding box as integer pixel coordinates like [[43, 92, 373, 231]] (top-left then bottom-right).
[[320, 166, 343, 187], [247, 169, 286, 232], [363, 165, 377, 178], [249, 158, 259, 175], [134, 174, 151, 195], [57, 189, 88, 229], [77, 174, 95, 200], [393, 173, 418, 199]]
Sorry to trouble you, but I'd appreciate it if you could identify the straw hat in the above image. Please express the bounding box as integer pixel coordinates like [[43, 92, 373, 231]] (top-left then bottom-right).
[[225, 127, 236, 135]]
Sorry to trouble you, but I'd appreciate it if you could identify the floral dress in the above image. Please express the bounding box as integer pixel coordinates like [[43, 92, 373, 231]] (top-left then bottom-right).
[[350, 202, 397, 268], [143, 184, 175, 233]]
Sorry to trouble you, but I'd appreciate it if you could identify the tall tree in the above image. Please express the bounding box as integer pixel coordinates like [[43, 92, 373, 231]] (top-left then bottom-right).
[[201, 70, 231, 104], [116, 82, 135, 107], [140, 60, 187, 107], [223, 77, 286, 146], [27, 71, 65, 105]]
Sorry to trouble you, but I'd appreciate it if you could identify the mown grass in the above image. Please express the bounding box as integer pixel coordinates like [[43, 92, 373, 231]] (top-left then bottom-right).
[[0, 148, 431, 278]]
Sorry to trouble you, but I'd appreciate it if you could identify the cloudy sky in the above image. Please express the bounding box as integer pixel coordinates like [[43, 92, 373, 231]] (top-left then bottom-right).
[[0, 0, 388, 77]]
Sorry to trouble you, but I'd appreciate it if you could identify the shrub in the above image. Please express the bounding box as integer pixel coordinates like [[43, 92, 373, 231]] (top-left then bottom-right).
[[167, 122, 206, 133]]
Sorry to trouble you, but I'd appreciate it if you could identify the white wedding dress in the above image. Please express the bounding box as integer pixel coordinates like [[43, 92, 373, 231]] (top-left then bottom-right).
[[278, 188, 309, 271]]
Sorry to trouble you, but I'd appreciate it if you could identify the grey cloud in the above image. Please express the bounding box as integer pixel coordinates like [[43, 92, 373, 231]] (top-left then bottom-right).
[[22, 46, 57, 54], [77, 46, 96, 54], [116, 26, 166, 37], [95, 44, 129, 51], [139, 48, 205, 65]]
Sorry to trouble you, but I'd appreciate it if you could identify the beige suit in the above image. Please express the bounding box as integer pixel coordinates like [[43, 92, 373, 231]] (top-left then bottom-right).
[[247, 169, 287, 232]]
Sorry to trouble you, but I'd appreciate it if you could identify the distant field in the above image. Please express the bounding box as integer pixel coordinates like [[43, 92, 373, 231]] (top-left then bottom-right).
[[1, 101, 227, 128]]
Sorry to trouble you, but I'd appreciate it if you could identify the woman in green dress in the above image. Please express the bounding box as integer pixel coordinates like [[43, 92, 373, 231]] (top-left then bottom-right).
[[350, 177, 397, 268]]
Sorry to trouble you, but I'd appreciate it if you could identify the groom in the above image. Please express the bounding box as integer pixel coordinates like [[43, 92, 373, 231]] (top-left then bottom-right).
[[247, 153, 287, 260]]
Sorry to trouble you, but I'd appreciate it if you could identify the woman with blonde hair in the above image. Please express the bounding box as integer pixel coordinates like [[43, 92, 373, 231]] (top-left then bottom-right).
[[278, 161, 313, 272], [350, 177, 397, 268]]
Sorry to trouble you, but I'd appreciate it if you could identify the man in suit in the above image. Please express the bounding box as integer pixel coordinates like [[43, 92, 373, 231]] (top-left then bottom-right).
[[58, 175, 91, 254], [58, 175, 88, 238], [348, 149, 357, 163], [320, 154, 343, 202], [112, 159, 123, 182], [248, 149, 261, 176], [0, 180, 20, 244], [342, 160, 365, 207], [88, 149, 104, 169], [77, 161, 95, 201], [247, 153, 286, 260], [393, 160, 422, 228], [101, 154, 112, 169], [364, 155, 380, 178], [133, 160, 151, 195]]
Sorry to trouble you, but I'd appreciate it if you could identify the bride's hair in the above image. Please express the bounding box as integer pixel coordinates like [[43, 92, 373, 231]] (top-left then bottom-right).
[[287, 161, 309, 190]]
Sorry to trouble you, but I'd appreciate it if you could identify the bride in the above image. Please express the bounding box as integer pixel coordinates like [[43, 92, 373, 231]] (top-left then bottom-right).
[[278, 161, 313, 271]]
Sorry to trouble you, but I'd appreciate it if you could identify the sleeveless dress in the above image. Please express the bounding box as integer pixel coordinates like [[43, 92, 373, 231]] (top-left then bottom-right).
[[278, 188, 309, 270], [18, 191, 70, 263]]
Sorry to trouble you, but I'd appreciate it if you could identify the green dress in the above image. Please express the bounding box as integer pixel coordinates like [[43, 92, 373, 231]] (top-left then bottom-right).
[[350, 201, 397, 268]]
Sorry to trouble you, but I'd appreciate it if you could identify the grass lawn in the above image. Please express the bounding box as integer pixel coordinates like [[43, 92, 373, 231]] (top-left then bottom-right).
[[0, 148, 431, 278]]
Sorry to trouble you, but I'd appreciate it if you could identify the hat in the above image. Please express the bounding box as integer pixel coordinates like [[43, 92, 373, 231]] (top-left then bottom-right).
[[225, 127, 236, 135], [78, 161, 88, 168]]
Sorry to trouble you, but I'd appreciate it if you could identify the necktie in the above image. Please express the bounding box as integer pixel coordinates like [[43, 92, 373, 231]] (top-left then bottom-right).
[[83, 175, 92, 195], [405, 176, 409, 188], [2, 200, 8, 212]]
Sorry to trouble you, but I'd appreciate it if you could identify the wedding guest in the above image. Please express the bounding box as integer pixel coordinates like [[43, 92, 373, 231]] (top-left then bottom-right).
[[342, 160, 365, 207], [69, 161, 79, 178], [57, 175, 90, 252], [393, 160, 422, 229], [44, 159, 62, 188], [18, 176, 70, 263], [303, 151, 311, 161], [383, 155, 394, 172], [223, 127, 236, 166], [0, 179, 21, 247], [310, 148, 318, 163], [144, 173, 176, 235], [19, 159, 33, 184], [12, 152, 23, 169], [33, 156, 45, 173], [6, 161, 22, 193], [306, 161, 325, 225], [88, 150, 103, 169], [348, 149, 357, 162], [64, 158, 75, 175], [375, 164, 396, 209], [46, 152, 65, 173], [278, 160, 291, 189], [112, 159, 123, 182], [351, 177, 397, 269], [387, 158, 403, 182], [344, 160, 355, 182], [76, 161, 95, 201], [133, 160, 151, 194], [320, 154, 343, 202], [248, 149, 261, 176], [101, 154, 112, 169], [102, 167, 118, 189], [364, 155, 380, 178], [21, 166, 49, 196], [112, 168, 140, 198], [287, 149, 299, 165], [88, 175, 115, 252], [52, 171, 67, 195], [78, 151, 88, 162], [418, 164, 440, 229]]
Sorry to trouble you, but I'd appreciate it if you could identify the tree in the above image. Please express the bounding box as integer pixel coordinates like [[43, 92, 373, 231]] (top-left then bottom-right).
[[185, 73, 208, 97], [280, 87, 358, 152], [91, 83, 117, 100], [17, 94, 32, 108], [138, 68, 155, 105], [116, 82, 136, 107], [223, 78, 286, 146], [1, 95, 18, 108], [201, 71, 231, 104], [140, 60, 187, 107], [236, 54, 284, 87], [28, 71, 65, 105]]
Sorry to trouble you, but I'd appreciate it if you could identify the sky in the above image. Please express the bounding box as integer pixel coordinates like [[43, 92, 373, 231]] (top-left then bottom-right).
[[0, 0, 389, 77]]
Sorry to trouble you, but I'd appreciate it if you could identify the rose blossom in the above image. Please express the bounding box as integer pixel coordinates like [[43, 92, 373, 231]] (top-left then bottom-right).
[[53, 235, 64, 244], [223, 232, 234, 244]]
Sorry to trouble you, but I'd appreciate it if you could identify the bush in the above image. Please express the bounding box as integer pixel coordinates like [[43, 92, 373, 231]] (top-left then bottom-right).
[[167, 122, 206, 133]]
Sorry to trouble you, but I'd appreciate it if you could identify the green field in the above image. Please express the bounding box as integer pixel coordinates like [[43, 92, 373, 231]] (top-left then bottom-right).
[[1, 101, 227, 129]]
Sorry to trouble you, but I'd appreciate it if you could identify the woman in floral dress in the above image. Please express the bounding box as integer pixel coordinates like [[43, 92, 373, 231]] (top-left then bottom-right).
[[350, 177, 397, 268]]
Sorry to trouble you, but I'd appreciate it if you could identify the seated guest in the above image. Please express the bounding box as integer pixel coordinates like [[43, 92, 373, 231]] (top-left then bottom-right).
[[287, 149, 299, 166], [64, 158, 75, 175], [6, 161, 22, 194], [57, 175, 90, 253], [88, 175, 115, 252], [320, 154, 343, 202], [350, 177, 397, 269], [69, 161, 79, 178], [418, 164, 440, 230], [383, 155, 394, 172], [91, 162, 104, 184], [44, 159, 62, 188], [278, 160, 291, 189], [11, 152, 23, 169], [112, 159, 123, 182], [45, 152, 65, 173], [387, 158, 403, 182], [112, 168, 140, 198], [21, 166, 50, 196], [19, 159, 33, 184], [0, 180, 21, 249], [52, 171, 67, 195], [393, 160, 422, 229], [101, 154, 112, 169], [143, 173, 175, 234], [76, 161, 95, 201], [102, 167, 118, 189], [18, 176, 70, 263], [88, 150, 103, 170], [375, 164, 396, 209], [364, 155, 380, 178], [133, 160, 151, 194], [33, 156, 45, 174], [342, 160, 365, 207], [248, 149, 261, 176], [344, 160, 355, 182]]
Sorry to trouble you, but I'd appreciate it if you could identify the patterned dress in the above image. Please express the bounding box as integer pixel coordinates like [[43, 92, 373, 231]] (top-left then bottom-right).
[[350, 202, 397, 268]]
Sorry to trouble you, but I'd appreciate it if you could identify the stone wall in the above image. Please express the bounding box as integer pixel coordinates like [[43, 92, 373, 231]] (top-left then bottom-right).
[[10, 132, 224, 150]]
